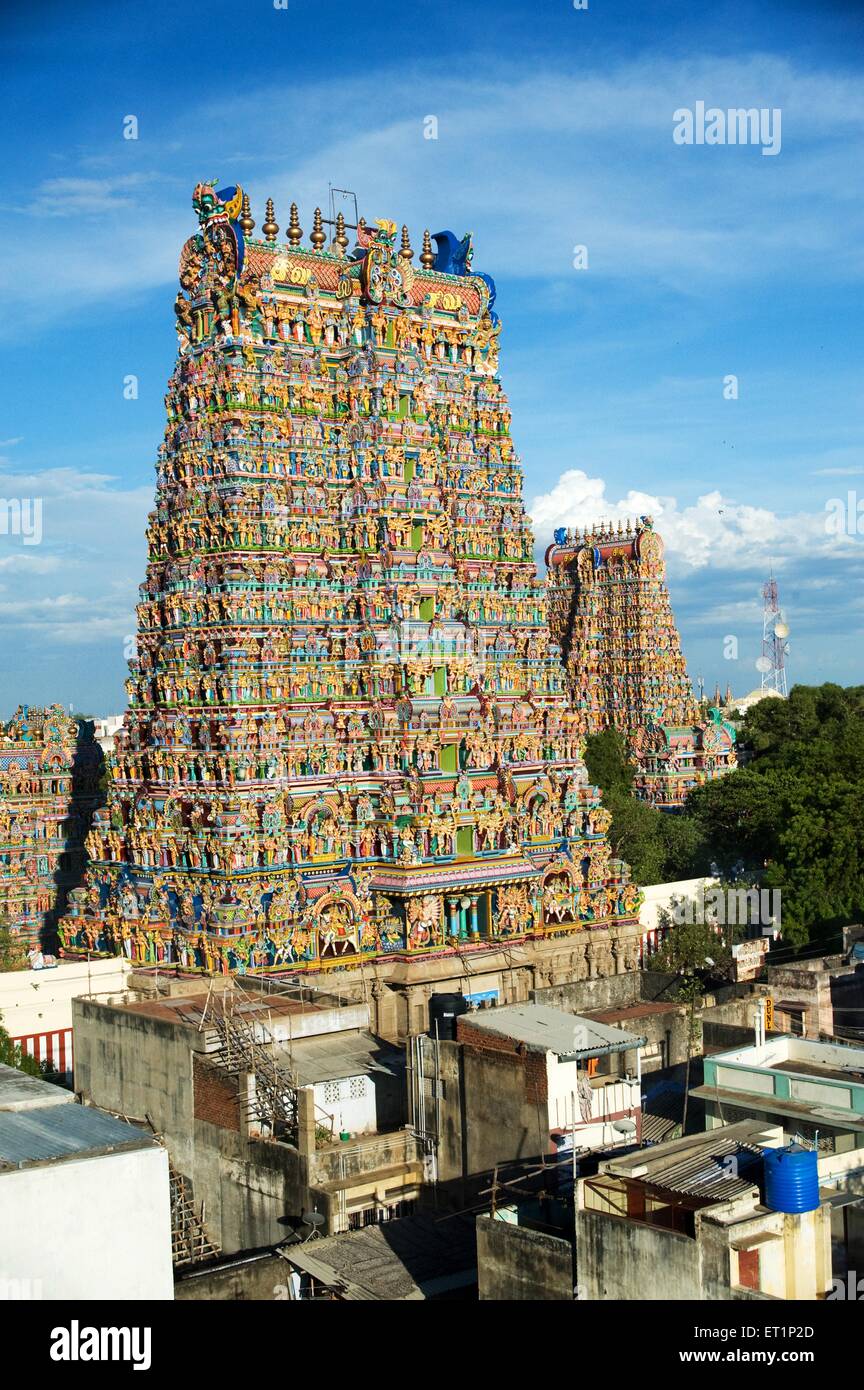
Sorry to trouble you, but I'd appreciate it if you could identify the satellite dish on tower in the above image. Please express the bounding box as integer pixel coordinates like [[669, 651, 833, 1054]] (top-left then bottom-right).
[[755, 656, 772, 674], [774, 621, 789, 639]]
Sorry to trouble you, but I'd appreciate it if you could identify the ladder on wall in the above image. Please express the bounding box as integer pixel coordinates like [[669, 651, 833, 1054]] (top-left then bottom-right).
[[169, 1167, 221, 1268]]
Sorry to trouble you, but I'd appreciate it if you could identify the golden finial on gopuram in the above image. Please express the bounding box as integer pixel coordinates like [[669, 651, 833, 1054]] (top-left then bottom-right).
[[262, 198, 279, 240], [333, 211, 349, 257], [287, 202, 303, 246], [399, 225, 414, 262], [310, 206, 326, 250], [420, 229, 435, 268], [239, 192, 255, 236]]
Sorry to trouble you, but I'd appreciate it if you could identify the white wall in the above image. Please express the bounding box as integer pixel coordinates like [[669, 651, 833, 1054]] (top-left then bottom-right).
[[0, 1145, 173, 1300], [312, 1074, 377, 1137], [639, 878, 720, 933], [546, 1054, 641, 1150], [0, 957, 133, 1040]]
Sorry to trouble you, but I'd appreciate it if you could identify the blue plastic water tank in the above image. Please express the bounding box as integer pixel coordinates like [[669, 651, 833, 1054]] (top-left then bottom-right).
[[763, 1144, 819, 1213]]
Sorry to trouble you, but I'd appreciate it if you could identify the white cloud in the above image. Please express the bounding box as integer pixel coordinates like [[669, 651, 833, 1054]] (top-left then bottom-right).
[[529, 466, 840, 573]]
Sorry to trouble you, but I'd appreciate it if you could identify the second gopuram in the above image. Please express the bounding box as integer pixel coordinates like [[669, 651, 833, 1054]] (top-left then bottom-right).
[[546, 519, 737, 808], [59, 185, 644, 1034]]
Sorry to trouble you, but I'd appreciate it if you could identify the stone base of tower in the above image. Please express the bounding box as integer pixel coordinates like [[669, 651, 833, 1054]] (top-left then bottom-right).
[[282, 920, 643, 1042]]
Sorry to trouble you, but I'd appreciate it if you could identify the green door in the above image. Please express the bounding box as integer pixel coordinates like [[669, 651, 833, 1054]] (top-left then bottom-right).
[[456, 826, 474, 857]]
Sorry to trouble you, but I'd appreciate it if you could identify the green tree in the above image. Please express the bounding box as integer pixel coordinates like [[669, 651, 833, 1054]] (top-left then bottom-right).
[[685, 685, 864, 949], [584, 728, 711, 885], [584, 727, 635, 798], [650, 913, 733, 983], [0, 923, 28, 972], [0, 1019, 45, 1079]]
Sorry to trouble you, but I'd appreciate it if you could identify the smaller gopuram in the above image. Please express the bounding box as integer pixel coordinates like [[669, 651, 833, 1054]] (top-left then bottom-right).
[[0, 706, 80, 949], [545, 518, 736, 809]]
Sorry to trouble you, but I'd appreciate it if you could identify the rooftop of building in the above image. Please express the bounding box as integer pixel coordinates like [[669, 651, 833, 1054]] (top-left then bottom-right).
[[706, 1034, 864, 1085], [0, 1067, 158, 1171], [83, 985, 370, 1042], [597, 1119, 783, 1204], [692, 1035, 864, 1131], [0, 1062, 72, 1113], [458, 1002, 645, 1059], [281, 1210, 477, 1300], [276, 1032, 404, 1088], [585, 1000, 687, 1024]]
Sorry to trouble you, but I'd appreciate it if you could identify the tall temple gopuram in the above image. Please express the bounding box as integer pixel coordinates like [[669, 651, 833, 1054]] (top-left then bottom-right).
[[59, 184, 644, 1034], [546, 520, 736, 809]]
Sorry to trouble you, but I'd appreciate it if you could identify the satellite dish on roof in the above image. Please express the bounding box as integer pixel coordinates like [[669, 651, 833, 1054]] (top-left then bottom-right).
[[302, 1211, 325, 1229], [613, 1119, 638, 1136]]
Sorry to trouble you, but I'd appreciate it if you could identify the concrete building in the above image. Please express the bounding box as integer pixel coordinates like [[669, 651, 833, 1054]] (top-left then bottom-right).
[[458, 1004, 645, 1154], [693, 1035, 864, 1152], [766, 951, 864, 1041], [72, 977, 425, 1250], [0, 956, 132, 1083], [575, 1122, 831, 1301], [409, 1001, 644, 1200], [478, 1120, 850, 1301], [638, 876, 720, 956], [0, 1062, 172, 1300], [92, 713, 125, 756]]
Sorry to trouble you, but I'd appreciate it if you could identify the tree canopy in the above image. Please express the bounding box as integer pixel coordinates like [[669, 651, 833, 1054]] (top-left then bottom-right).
[[685, 685, 864, 948], [583, 687, 864, 951], [584, 727, 710, 885]]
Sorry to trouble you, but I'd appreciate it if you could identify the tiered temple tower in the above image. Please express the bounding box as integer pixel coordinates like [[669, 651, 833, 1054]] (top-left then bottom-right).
[[59, 184, 643, 1018], [0, 706, 79, 950], [546, 520, 736, 808]]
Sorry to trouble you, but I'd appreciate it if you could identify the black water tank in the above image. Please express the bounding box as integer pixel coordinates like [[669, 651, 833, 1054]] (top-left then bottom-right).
[[428, 992, 469, 1040]]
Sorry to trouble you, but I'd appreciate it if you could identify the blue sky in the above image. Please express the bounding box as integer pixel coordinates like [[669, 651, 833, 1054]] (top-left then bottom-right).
[[1, 0, 862, 714]]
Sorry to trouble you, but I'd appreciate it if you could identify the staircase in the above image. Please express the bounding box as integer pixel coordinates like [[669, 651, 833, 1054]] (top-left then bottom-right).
[[206, 994, 299, 1143]]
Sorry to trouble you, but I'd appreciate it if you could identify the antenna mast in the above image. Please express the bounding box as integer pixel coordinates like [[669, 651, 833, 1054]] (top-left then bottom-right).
[[758, 567, 789, 697]]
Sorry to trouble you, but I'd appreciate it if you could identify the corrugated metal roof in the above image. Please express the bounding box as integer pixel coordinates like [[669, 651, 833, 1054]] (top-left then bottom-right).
[[281, 1034, 403, 1087], [645, 1137, 760, 1199], [463, 1004, 645, 1058], [0, 1103, 156, 1170], [282, 1212, 476, 1300], [603, 1122, 774, 1201]]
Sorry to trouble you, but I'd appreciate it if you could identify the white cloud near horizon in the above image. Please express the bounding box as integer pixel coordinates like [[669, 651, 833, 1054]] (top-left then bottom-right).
[[528, 466, 845, 573]]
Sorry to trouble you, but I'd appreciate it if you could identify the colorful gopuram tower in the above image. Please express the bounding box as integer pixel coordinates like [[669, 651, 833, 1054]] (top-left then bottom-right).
[[0, 705, 81, 950], [59, 185, 644, 1028], [546, 519, 736, 808]]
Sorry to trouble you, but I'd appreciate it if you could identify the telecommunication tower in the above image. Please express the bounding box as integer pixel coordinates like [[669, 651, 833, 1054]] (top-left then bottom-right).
[[756, 567, 789, 697]]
